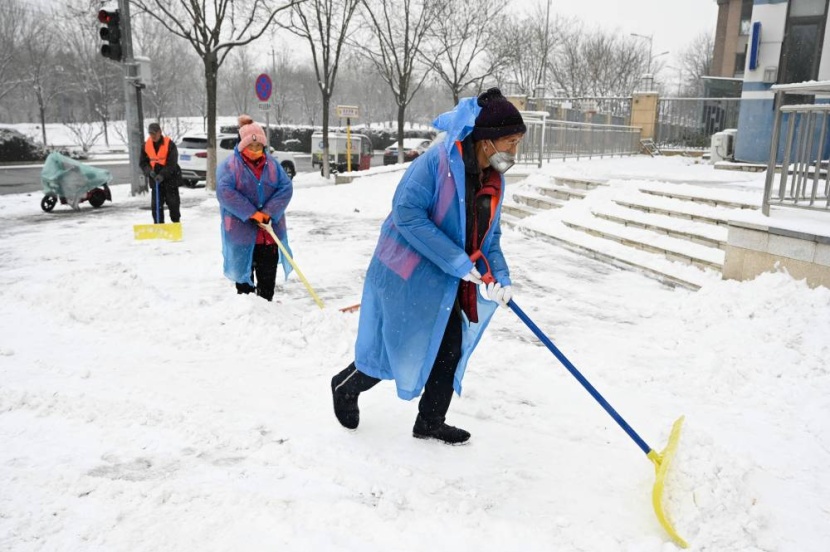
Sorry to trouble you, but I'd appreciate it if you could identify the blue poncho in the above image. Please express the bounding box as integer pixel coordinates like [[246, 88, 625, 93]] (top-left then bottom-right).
[[354, 97, 512, 400], [216, 149, 294, 285]]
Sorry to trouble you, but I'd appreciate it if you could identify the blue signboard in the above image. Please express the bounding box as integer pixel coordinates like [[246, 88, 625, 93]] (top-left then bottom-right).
[[749, 22, 761, 71]]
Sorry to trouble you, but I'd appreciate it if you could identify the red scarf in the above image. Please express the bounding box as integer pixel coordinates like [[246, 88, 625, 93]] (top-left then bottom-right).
[[459, 169, 501, 322]]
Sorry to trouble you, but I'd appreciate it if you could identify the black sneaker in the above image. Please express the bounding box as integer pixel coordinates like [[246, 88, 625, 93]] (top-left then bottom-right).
[[331, 374, 360, 430], [412, 417, 470, 445]]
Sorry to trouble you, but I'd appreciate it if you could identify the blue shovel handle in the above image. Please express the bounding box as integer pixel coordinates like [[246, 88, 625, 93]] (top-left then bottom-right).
[[507, 299, 653, 457], [154, 181, 161, 223]]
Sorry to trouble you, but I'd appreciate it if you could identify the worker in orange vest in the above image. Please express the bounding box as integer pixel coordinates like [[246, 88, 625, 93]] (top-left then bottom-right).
[[139, 122, 181, 223]]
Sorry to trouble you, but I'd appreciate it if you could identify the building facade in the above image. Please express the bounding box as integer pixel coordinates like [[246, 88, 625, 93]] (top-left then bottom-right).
[[734, 0, 830, 162], [713, 0, 755, 78]]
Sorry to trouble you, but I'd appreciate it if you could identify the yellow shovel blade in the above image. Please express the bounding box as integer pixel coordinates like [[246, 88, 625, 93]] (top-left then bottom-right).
[[646, 416, 688, 548], [134, 223, 182, 241]]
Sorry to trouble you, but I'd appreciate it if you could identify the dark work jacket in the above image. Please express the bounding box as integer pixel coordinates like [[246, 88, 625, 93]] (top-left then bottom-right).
[[139, 137, 181, 184]]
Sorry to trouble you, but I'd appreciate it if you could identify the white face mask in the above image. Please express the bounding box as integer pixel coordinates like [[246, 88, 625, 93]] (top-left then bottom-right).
[[488, 140, 515, 173]]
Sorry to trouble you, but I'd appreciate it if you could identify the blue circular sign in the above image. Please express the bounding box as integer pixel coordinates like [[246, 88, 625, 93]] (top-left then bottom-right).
[[255, 73, 272, 102]]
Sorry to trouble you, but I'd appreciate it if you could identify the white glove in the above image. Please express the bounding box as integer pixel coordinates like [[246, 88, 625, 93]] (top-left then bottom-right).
[[462, 267, 482, 284], [485, 282, 513, 308]]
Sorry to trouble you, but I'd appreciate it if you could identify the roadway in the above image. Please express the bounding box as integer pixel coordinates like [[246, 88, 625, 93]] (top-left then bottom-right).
[[0, 153, 388, 196]]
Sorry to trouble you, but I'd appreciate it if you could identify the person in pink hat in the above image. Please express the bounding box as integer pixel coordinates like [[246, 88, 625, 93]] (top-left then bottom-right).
[[216, 115, 294, 301]]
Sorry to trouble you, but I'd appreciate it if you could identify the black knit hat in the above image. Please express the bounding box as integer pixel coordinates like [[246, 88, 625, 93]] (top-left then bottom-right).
[[471, 87, 526, 141]]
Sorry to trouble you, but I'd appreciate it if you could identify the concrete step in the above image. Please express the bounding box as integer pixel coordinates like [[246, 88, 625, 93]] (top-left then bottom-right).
[[637, 186, 759, 210], [535, 184, 588, 202], [554, 176, 608, 190], [561, 216, 724, 271], [514, 222, 720, 290], [502, 201, 540, 219], [500, 211, 523, 228], [512, 192, 564, 211], [613, 194, 740, 227], [592, 205, 727, 250]]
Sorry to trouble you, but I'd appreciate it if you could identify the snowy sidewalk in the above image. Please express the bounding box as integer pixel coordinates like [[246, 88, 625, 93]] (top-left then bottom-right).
[[1, 157, 829, 551]]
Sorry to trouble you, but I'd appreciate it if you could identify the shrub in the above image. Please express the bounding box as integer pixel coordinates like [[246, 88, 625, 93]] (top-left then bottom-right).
[[0, 128, 46, 163]]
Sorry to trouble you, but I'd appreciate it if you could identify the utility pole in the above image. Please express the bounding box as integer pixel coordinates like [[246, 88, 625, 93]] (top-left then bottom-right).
[[116, 0, 145, 195]]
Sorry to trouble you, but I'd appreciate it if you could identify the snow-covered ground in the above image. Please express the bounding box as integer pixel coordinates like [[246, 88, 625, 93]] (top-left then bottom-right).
[[1, 156, 828, 551]]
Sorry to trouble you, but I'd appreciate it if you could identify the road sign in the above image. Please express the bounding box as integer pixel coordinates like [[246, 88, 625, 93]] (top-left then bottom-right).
[[255, 73, 272, 102], [336, 105, 359, 118], [258, 102, 271, 111]]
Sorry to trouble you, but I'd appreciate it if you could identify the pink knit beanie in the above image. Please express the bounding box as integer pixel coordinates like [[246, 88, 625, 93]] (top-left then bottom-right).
[[237, 115, 266, 150]]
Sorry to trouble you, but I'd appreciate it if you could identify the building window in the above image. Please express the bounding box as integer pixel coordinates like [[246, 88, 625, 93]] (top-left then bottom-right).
[[735, 48, 747, 77], [779, 0, 828, 86], [739, 0, 753, 35]]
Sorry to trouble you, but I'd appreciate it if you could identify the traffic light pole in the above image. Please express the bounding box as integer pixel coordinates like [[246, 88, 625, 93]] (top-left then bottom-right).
[[116, 0, 145, 196]]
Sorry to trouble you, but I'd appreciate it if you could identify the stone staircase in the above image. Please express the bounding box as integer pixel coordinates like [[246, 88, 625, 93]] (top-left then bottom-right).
[[502, 176, 762, 290]]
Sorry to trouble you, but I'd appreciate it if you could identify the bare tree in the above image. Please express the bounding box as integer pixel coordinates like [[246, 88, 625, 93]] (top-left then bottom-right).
[[58, 0, 124, 147], [281, 0, 360, 176], [0, 0, 28, 104], [20, 18, 66, 146], [679, 32, 714, 96], [550, 25, 644, 97], [222, 46, 258, 115], [421, 0, 506, 105], [356, 0, 443, 163], [130, 0, 302, 190], [132, 13, 201, 122], [488, 11, 561, 96], [63, 118, 106, 152]]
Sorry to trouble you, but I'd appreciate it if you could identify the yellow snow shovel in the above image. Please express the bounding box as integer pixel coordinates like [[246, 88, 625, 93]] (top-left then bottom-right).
[[133, 180, 182, 241], [509, 299, 687, 547], [472, 251, 688, 547], [133, 222, 182, 241], [258, 222, 325, 310]]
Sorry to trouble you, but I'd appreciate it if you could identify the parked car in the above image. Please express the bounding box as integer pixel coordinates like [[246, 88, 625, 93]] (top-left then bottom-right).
[[382, 137, 432, 165], [311, 131, 373, 174], [177, 133, 297, 187]]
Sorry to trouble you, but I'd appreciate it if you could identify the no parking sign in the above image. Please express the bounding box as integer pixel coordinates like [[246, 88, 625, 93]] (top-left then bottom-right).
[[255, 73, 272, 102]]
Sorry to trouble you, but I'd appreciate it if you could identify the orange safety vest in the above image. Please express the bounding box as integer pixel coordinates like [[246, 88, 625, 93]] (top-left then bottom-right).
[[144, 136, 170, 169]]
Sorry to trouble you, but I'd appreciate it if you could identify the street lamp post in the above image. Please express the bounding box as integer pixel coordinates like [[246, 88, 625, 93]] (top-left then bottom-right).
[[631, 33, 669, 91], [631, 33, 654, 74]]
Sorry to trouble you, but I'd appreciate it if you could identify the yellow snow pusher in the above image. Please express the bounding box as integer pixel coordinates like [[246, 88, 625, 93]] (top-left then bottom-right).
[[509, 299, 687, 547], [470, 251, 687, 547], [258, 222, 325, 310]]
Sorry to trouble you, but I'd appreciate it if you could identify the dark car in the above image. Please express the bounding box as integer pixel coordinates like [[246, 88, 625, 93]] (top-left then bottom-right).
[[383, 138, 432, 165]]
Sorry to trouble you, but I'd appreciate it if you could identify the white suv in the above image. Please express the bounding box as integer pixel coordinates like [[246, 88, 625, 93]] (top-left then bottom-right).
[[177, 133, 297, 187]]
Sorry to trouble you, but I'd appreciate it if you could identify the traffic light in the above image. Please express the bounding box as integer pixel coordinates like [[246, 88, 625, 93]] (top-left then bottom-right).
[[98, 7, 122, 62]]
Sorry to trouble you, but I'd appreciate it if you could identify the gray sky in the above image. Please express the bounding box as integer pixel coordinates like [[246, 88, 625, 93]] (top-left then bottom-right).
[[516, 0, 719, 66]]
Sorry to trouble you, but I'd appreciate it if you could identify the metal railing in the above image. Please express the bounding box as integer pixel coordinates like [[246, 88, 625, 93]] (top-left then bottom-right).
[[656, 98, 742, 149], [763, 85, 830, 215], [531, 96, 632, 126], [517, 111, 641, 166]]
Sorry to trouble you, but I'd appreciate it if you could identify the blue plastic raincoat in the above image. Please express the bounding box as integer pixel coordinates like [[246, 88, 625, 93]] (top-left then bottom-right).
[[354, 97, 512, 400], [217, 148, 294, 285]]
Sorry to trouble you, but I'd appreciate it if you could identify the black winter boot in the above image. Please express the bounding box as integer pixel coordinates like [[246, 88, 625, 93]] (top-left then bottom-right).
[[331, 364, 380, 430], [412, 415, 470, 445], [331, 374, 360, 430]]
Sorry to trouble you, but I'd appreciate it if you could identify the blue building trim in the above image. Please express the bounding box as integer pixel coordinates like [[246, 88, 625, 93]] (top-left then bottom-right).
[[736, 99, 775, 162], [736, 98, 830, 163], [753, 0, 788, 4]]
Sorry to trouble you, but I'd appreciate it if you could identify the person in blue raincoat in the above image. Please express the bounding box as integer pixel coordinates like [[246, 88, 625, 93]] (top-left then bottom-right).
[[331, 88, 526, 444], [217, 115, 294, 301]]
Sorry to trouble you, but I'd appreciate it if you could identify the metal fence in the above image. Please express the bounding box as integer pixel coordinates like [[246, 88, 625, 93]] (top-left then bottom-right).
[[763, 83, 830, 215], [531, 95, 743, 149], [532, 96, 632, 126], [517, 111, 641, 166], [656, 98, 742, 149]]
